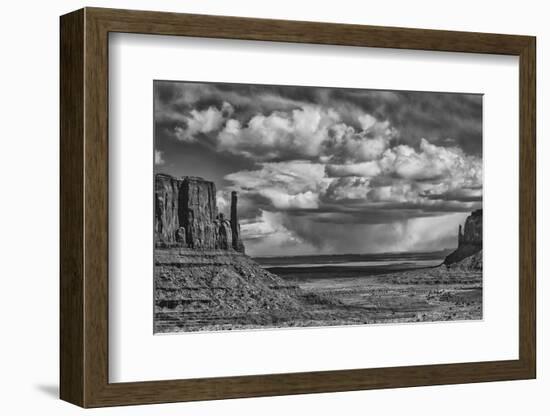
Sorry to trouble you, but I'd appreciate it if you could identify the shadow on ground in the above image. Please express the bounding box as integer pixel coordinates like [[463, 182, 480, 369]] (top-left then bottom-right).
[[35, 384, 58, 399]]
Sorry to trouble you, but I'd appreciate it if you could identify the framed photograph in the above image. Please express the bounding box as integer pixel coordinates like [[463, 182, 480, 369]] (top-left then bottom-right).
[[60, 7, 536, 407]]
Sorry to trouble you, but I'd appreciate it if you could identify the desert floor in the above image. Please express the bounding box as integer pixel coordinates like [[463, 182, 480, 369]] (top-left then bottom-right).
[[155, 264, 482, 333]]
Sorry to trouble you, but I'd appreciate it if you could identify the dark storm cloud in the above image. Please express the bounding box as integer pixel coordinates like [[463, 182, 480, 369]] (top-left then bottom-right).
[[326, 89, 482, 156], [154, 80, 482, 256], [155, 81, 307, 128], [422, 191, 483, 203], [155, 80, 482, 156], [262, 210, 468, 255], [282, 199, 479, 224]]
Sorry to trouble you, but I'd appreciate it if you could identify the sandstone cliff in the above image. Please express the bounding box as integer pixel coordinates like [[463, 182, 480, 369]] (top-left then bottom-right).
[[447, 250, 482, 271], [155, 174, 244, 252], [444, 209, 482, 267]]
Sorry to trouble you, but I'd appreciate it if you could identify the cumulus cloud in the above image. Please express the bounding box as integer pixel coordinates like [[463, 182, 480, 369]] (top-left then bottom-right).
[[173, 101, 234, 142], [389, 139, 476, 181], [217, 105, 341, 161], [324, 177, 371, 200], [224, 139, 481, 219], [159, 88, 397, 164], [240, 210, 318, 256], [320, 139, 481, 208], [214, 105, 397, 164], [225, 161, 330, 210], [241, 211, 296, 241], [326, 161, 382, 178]]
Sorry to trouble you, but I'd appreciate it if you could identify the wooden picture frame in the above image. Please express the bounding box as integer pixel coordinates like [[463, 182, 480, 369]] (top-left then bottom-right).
[[60, 7, 536, 408]]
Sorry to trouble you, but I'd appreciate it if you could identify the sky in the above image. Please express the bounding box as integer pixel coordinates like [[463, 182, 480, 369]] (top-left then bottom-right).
[[154, 81, 482, 257]]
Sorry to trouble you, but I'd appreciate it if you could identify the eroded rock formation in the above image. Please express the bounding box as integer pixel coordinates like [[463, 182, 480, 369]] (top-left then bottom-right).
[[231, 191, 245, 252], [154, 249, 310, 333], [444, 209, 482, 266], [155, 174, 244, 252], [447, 250, 482, 271]]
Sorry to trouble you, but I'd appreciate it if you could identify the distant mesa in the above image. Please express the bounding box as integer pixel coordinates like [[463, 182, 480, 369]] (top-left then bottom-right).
[[155, 174, 244, 253], [444, 209, 482, 268]]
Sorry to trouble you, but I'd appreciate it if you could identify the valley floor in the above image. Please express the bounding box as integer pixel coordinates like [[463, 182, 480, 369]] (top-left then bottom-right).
[[290, 267, 482, 327], [155, 252, 482, 333]]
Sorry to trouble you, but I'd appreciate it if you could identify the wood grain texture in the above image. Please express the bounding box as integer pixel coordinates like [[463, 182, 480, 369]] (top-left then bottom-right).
[[89, 7, 532, 54], [59, 7, 537, 408], [518, 38, 536, 375], [59, 8, 84, 407], [83, 10, 110, 406]]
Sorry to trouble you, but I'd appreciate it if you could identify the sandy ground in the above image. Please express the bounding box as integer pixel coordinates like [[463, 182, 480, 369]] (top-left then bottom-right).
[[291, 266, 482, 325], [155, 264, 482, 332]]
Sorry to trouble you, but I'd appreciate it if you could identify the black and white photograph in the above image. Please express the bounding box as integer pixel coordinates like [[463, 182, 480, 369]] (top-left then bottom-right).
[[153, 81, 483, 333]]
